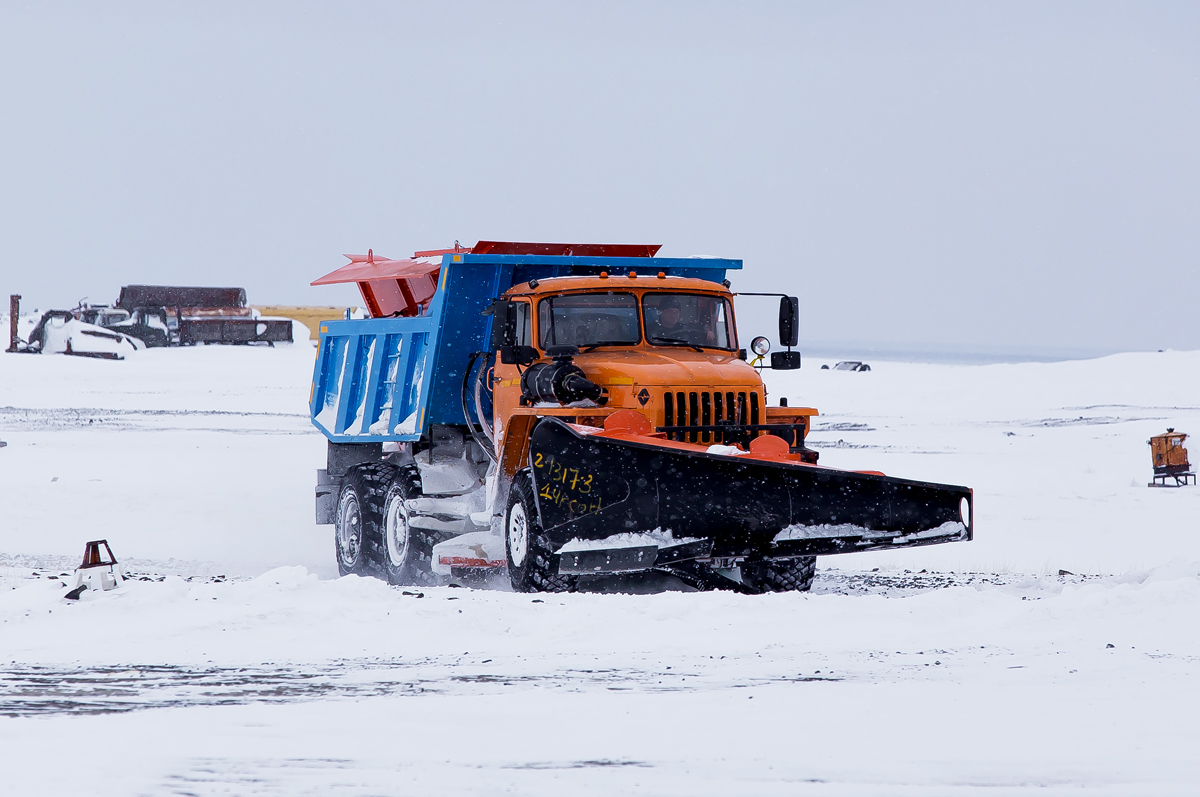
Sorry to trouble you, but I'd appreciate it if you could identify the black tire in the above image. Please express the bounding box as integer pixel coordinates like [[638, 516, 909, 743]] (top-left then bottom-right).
[[334, 464, 393, 577], [380, 466, 446, 586], [741, 556, 817, 593], [505, 471, 575, 593]]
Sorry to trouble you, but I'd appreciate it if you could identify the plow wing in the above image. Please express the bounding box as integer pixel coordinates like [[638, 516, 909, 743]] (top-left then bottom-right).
[[527, 416, 971, 568]]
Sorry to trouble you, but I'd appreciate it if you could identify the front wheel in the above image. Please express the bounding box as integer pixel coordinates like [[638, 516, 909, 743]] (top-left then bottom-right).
[[506, 472, 575, 593], [740, 556, 817, 593], [380, 467, 442, 586]]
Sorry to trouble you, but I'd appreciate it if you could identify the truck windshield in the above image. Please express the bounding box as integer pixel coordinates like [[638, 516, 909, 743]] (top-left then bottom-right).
[[643, 293, 735, 350], [538, 293, 640, 349]]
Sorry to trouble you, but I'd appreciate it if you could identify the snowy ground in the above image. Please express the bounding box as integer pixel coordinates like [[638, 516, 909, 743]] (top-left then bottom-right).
[[2, 343, 1199, 795]]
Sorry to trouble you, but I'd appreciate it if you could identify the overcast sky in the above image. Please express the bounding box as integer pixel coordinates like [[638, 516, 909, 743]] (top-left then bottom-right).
[[2, 1, 1196, 355]]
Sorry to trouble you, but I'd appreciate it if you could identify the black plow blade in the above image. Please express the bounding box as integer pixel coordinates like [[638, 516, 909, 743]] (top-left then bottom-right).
[[528, 417, 972, 561]]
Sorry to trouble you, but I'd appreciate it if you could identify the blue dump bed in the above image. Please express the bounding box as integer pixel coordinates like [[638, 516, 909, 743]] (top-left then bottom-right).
[[309, 251, 742, 443]]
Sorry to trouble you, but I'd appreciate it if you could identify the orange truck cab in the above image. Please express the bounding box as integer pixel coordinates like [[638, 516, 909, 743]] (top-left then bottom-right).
[[487, 273, 817, 464]]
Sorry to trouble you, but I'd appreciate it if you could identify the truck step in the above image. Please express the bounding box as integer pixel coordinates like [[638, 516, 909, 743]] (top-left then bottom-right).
[[431, 531, 506, 576]]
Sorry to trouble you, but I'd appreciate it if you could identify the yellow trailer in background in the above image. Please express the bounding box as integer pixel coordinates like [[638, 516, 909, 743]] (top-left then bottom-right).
[[253, 306, 356, 341]]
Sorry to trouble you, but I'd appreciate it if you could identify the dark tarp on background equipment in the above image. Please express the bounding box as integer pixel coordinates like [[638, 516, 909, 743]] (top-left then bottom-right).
[[116, 285, 247, 310]]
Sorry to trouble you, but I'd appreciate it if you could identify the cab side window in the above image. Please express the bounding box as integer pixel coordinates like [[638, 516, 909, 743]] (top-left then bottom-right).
[[514, 301, 532, 347]]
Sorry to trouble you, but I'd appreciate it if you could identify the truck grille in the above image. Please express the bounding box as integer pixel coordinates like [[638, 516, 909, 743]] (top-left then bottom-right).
[[662, 390, 760, 444]]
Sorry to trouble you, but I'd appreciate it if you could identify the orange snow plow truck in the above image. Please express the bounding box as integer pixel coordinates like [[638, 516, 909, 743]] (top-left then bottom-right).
[[310, 241, 972, 593]]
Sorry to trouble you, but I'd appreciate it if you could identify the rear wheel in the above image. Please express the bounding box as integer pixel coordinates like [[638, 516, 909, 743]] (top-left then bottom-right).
[[506, 472, 575, 593], [381, 467, 443, 586], [740, 556, 817, 593], [334, 465, 392, 577]]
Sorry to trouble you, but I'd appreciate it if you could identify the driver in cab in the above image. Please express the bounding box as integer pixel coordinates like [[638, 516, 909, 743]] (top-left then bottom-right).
[[647, 297, 715, 347], [655, 298, 682, 335]]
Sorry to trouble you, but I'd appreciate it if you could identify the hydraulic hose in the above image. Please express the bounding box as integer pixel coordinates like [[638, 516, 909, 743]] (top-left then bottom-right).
[[461, 351, 497, 463], [473, 351, 497, 451]]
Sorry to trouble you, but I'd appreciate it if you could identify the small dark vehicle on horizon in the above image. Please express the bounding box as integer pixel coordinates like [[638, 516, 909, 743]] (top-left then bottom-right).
[[821, 361, 872, 372]]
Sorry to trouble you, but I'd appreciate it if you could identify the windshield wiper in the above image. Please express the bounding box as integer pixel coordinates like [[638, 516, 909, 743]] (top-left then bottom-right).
[[649, 336, 704, 353], [580, 341, 632, 353]]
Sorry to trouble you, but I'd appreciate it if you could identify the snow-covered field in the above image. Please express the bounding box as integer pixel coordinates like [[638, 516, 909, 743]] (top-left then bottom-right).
[[2, 343, 1198, 795]]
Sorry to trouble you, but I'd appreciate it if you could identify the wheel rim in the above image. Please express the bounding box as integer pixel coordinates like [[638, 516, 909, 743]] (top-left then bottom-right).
[[508, 502, 528, 567], [337, 492, 361, 566], [384, 488, 410, 568]]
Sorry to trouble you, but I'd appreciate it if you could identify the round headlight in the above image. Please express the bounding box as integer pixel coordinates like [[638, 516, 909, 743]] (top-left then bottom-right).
[[751, 336, 771, 357]]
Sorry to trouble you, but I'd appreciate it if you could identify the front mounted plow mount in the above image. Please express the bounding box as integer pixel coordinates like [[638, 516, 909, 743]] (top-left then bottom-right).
[[524, 411, 972, 589]]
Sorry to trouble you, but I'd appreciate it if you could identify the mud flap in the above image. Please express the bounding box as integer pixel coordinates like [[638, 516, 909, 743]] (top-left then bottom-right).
[[527, 417, 972, 559], [315, 469, 338, 525]]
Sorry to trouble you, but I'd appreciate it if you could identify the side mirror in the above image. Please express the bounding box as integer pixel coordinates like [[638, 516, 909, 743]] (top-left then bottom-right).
[[500, 345, 538, 366], [485, 299, 515, 351], [778, 296, 799, 348], [771, 351, 802, 370], [484, 299, 538, 365]]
